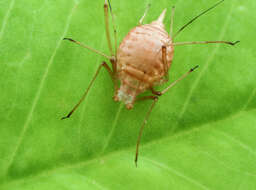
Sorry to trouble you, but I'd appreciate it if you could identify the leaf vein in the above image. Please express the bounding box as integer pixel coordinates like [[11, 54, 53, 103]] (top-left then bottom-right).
[[76, 33, 106, 158], [0, 0, 15, 40], [176, 2, 236, 125], [100, 103, 124, 154], [3, 2, 78, 176], [6, 52, 31, 117], [198, 149, 256, 177], [82, 176, 108, 190], [213, 129, 256, 157], [242, 87, 256, 110], [142, 156, 211, 190]]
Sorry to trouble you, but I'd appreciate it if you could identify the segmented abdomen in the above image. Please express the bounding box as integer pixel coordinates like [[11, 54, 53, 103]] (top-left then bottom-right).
[[117, 21, 174, 93]]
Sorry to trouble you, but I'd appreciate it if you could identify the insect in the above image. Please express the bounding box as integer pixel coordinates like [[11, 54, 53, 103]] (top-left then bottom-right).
[[62, 0, 239, 166]]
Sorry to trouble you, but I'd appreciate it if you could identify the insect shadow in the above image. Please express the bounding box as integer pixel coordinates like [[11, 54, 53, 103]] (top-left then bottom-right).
[[61, 0, 239, 166]]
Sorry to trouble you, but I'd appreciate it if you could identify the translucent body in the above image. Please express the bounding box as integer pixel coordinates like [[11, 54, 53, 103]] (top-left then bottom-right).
[[115, 18, 174, 109]]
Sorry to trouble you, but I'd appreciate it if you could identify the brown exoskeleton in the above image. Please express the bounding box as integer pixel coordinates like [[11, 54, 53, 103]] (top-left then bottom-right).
[[62, 0, 239, 166]]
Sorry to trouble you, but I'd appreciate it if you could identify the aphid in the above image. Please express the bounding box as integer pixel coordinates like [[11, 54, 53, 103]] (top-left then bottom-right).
[[62, 0, 239, 166]]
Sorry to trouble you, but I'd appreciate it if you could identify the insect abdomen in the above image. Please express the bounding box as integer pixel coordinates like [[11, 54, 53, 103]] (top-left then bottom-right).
[[115, 14, 174, 108], [117, 22, 174, 88]]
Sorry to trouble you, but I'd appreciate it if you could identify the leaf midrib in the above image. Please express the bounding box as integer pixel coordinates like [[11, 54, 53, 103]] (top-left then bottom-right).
[[1, 107, 255, 187]]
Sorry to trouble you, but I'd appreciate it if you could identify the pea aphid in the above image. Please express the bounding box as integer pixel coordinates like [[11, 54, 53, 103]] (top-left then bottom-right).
[[62, 0, 239, 166]]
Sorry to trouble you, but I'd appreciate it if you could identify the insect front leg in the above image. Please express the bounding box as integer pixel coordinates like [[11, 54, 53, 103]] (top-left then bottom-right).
[[105, 0, 118, 56], [104, 0, 114, 56], [63, 38, 111, 59], [173, 0, 225, 39], [61, 62, 114, 120], [104, 0, 118, 78]]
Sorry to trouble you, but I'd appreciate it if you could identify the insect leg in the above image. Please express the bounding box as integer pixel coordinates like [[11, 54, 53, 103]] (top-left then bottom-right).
[[170, 6, 175, 37], [134, 96, 158, 167], [139, 4, 151, 25], [151, 65, 199, 95], [61, 62, 114, 120], [173, 40, 240, 46], [173, 0, 224, 39], [104, 0, 114, 56], [106, 0, 118, 56], [135, 65, 199, 164], [150, 88, 162, 96], [63, 38, 111, 59], [161, 45, 169, 81]]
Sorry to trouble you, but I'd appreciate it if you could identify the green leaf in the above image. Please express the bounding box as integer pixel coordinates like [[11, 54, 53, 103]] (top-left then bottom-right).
[[1, 0, 255, 189]]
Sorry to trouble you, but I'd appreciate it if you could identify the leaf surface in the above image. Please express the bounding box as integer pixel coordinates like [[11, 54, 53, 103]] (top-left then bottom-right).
[[0, 0, 255, 189]]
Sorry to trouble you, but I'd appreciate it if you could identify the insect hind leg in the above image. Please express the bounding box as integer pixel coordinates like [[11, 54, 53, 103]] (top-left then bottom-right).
[[134, 96, 158, 167]]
